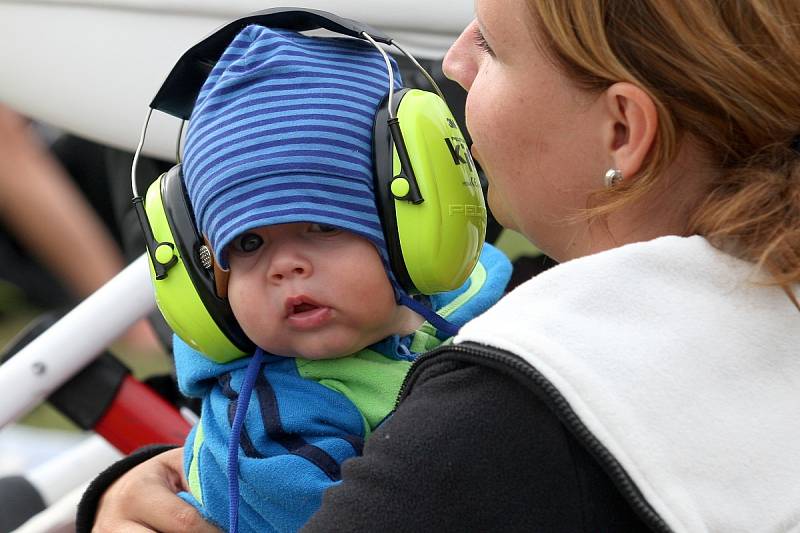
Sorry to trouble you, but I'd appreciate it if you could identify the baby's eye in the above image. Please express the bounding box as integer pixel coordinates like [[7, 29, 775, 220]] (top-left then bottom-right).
[[231, 232, 263, 253], [308, 223, 339, 233]]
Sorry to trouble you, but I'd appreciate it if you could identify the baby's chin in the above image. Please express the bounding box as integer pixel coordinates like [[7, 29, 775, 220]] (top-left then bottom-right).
[[257, 341, 356, 360], [256, 328, 390, 360]]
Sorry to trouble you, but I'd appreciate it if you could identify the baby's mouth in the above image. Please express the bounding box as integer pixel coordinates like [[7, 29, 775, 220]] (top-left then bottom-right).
[[284, 296, 332, 329], [285, 296, 322, 316], [292, 302, 318, 314]]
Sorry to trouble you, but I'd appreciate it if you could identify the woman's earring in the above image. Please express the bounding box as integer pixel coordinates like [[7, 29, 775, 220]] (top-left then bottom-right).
[[604, 168, 623, 188]]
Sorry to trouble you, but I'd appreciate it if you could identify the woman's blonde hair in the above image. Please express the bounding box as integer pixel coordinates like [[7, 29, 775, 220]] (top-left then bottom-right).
[[529, 0, 800, 299]]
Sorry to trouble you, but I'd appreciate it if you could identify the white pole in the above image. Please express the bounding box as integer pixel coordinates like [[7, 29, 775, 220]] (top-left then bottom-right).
[[26, 434, 122, 507], [0, 254, 155, 428], [12, 481, 88, 533]]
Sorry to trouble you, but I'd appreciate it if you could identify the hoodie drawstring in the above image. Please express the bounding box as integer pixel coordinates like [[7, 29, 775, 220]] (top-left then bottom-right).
[[227, 347, 265, 533]]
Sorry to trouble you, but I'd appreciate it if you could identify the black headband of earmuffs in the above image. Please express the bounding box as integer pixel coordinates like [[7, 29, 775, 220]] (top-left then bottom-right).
[[150, 8, 393, 120]]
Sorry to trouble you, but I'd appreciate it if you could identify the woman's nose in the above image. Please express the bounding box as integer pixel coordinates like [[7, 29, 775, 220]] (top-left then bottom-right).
[[443, 19, 478, 91]]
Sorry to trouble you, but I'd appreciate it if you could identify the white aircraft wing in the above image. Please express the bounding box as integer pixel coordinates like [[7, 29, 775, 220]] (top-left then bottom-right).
[[0, 0, 472, 160]]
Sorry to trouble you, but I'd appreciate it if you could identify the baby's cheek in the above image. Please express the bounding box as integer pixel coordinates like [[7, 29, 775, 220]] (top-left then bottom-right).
[[228, 287, 267, 338]]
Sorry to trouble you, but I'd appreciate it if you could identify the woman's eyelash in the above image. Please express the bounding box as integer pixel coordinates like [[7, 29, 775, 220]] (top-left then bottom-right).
[[473, 26, 494, 56]]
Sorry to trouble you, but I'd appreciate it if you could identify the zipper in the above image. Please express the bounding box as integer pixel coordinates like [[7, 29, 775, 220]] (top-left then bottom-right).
[[398, 342, 673, 533]]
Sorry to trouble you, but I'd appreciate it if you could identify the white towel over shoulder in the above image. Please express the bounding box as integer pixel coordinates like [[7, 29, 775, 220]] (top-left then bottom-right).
[[457, 235, 800, 533]]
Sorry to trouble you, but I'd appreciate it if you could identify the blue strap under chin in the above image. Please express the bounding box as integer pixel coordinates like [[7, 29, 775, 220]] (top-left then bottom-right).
[[398, 293, 459, 338], [227, 347, 265, 533]]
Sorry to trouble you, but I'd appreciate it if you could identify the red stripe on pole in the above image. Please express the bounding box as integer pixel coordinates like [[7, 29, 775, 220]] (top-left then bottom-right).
[[94, 376, 191, 454]]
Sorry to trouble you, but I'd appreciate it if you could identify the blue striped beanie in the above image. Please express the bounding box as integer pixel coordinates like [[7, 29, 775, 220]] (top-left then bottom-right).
[[183, 24, 402, 269]]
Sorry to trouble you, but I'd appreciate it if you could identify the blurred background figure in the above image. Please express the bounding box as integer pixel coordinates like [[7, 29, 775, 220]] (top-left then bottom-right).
[[0, 103, 175, 533], [0, 102, 160, 350]]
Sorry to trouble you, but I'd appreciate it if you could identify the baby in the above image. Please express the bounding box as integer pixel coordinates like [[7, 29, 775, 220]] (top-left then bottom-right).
[[174, 25, 511, 532]]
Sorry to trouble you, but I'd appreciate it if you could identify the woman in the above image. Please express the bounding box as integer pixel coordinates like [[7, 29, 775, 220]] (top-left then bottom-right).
[[81, 0, 800, 531]]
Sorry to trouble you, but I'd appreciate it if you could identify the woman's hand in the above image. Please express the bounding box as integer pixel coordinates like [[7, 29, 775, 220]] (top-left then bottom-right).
[[93, 447, 221, 533]]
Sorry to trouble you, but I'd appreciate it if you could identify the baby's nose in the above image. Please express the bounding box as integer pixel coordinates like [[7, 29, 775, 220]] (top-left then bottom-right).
[[268, 252, 311, 281], [271, 265, 306, 281]]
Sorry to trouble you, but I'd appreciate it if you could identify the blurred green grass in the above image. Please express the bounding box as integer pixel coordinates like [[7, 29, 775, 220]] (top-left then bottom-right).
[[0, 281, 173, 431], [494, 228, 540, 262]]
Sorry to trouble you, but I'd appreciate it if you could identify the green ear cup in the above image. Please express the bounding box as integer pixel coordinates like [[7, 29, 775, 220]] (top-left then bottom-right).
[[144, 170, 251, 363], [389, 89, 487, 294]]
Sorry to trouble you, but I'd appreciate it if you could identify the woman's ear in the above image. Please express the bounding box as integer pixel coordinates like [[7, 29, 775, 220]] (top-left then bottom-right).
[[603, 82, 658, 180]]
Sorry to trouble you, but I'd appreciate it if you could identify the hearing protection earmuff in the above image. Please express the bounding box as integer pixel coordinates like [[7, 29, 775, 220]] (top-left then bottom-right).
[[132, 7, 487, 363]]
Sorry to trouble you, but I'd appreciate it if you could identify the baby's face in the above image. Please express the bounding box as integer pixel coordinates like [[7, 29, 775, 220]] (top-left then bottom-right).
[[225, 223, 421, 359]]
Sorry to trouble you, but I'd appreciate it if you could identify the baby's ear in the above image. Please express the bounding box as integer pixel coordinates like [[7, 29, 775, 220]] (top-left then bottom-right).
[[203, 235, 230, 298]]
